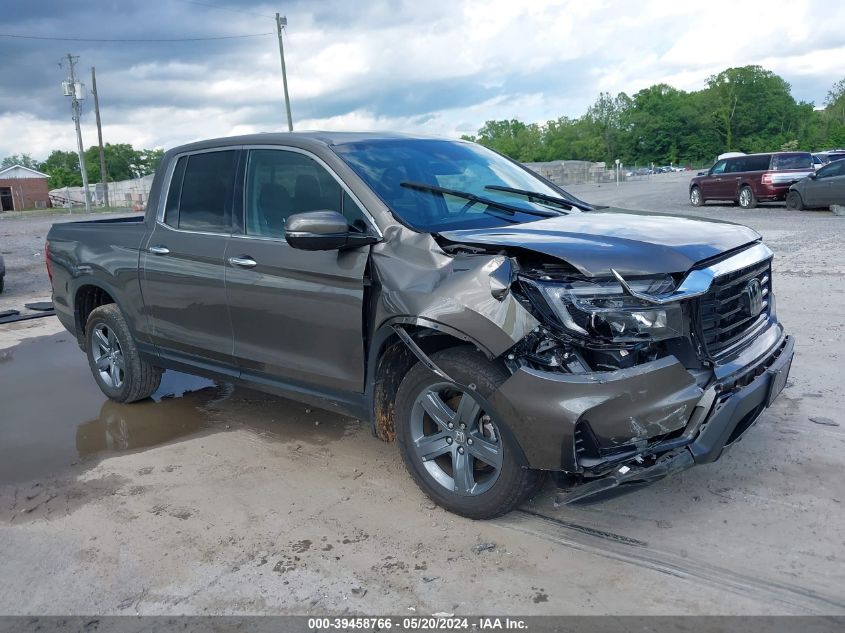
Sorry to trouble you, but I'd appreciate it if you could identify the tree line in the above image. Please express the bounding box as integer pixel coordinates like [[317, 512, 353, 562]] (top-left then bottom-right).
[[1, 144, 164, 189], [462, 66, 845, 167]]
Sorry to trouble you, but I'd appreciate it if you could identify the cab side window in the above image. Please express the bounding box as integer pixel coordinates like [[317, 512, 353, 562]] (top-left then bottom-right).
[[164, 150, 237, 233], [711, 160, 727, 175], [245, 149, 371, 237]]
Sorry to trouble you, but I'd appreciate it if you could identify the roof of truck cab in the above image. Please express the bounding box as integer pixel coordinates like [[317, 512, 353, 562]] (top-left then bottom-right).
[[168, 131, 451, 154]]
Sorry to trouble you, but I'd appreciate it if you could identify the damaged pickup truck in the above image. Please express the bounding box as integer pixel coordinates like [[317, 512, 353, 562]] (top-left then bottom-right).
[[46, 133, 793, 518]]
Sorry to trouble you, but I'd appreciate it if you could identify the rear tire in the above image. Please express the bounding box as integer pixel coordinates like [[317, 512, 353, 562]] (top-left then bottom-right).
[[395, 347, 543, 519], [689, 186, 703, 207], [785, 191, 804, 211], [85, 304, 162, 403], [738, 185, 757, 209]]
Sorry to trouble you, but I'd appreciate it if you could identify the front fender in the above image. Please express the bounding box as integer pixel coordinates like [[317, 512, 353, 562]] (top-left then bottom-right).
[[371, 225, 539, 359]]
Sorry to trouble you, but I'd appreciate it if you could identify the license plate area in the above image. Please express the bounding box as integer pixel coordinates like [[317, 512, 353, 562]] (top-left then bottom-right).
[[766, 355, 792, 407]]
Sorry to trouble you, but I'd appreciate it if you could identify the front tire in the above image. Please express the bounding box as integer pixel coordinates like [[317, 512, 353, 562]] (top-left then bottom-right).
[[689, 186, 703, 206], [395, 347, 543, 519], [85, 304, 162, 403], [738, 185, 757, 209], [785, 191, 804, 211]]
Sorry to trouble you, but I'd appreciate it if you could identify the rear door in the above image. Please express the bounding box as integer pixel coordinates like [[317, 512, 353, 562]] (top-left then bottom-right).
[[224, 147, 378, 393], [723, 157, 747, 199], [140, 148, 240, 367]]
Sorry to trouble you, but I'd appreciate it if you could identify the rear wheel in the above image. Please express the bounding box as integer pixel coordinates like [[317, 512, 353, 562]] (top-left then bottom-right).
[[785, 191, 804, 211], [85, 304, 162, 403], [738, 185, 757, 209], [689, 186, 703, 206], [395, 347, 543, 519]]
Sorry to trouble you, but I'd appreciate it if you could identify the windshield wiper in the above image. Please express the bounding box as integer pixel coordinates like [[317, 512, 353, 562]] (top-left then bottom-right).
[[400, 181, 562, 218], [484, 184, 594, 212]]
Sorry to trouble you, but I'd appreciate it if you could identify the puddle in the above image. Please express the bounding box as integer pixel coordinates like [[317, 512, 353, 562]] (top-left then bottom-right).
[[0, 332, 361, 485], [0, 333, 223, 485]]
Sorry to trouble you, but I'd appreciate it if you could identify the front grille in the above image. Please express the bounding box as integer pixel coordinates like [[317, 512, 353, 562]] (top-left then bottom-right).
[[697, 257, 772, 358]]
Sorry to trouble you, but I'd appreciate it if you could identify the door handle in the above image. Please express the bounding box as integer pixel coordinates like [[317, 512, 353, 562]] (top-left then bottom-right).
[[148, 245, 170, 255], [228, 256, 257, 268]]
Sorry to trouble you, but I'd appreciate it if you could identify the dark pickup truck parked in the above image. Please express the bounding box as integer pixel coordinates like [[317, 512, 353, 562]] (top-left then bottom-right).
[[47, 133, 793, 518]]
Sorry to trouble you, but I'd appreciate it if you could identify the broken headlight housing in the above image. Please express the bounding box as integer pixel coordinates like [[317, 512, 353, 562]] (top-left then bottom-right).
[[526, 275, 684, 343]]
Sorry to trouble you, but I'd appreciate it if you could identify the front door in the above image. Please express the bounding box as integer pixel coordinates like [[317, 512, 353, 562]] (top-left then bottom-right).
[[225, 147, 376, 393], [140, 149, 240, 367], [701, 160, 727, 199], [809, 160, 845, 207]]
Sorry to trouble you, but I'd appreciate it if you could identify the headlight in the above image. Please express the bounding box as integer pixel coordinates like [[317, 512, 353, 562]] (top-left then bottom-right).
[[526, 275, 684, 343]]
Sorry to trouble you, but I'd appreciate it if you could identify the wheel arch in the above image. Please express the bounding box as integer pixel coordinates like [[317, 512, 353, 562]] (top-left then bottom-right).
[[366, 318, 499, 442], [73, 280, 126, 344]]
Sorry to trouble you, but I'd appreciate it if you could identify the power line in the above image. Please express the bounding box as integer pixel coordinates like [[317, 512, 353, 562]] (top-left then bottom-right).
[[0, 32, 273, 43], [177, 0, 275, 20]]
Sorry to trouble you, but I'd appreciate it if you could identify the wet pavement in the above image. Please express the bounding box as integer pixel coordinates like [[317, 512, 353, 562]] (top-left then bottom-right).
[[0, 331, 359, 486]]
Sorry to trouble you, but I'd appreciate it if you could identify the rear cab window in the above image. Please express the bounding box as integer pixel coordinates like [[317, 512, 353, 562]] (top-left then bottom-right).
[[164, 150, 238, 233]]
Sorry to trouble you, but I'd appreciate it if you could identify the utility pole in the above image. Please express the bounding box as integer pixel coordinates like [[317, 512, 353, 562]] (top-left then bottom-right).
[[63, 54, 92, 213], [275, 13, 293, 131], [91, 67, 109, 208]]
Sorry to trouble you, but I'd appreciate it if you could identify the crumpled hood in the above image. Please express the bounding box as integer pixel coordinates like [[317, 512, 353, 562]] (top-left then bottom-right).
[[438, 208, 761, 277]]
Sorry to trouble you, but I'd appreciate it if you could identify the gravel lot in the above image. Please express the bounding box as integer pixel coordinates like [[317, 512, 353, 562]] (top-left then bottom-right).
[[0, 174, 843, 615], [0, 210, 139, 316]]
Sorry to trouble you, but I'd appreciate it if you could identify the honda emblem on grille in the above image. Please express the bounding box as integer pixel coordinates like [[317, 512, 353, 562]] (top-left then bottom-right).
[[741, 278, 764, 317]]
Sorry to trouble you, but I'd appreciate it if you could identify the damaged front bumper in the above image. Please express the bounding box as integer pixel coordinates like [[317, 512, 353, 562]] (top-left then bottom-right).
[[488, 327, 794, 502]]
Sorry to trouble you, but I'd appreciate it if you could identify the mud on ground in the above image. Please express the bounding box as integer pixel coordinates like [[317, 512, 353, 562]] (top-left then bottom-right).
[[0, 175, 843, 615]]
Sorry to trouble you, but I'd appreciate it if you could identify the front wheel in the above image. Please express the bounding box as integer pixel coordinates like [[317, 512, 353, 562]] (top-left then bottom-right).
[[395, 347, 543, 519], [738, 185, 757, 209], [85, 304, 162, 403], [689, 186, 703, 206], [785, 191, 804, 211]]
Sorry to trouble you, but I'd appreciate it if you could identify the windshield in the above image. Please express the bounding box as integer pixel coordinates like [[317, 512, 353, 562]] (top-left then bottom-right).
[[332, 139, 577, 231]]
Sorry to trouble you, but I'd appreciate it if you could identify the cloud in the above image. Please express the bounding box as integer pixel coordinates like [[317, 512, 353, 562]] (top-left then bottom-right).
[[0, 0, 842, 159]]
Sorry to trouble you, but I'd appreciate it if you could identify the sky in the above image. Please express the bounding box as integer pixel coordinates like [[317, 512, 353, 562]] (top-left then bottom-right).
[[0, 0, 843, 160]]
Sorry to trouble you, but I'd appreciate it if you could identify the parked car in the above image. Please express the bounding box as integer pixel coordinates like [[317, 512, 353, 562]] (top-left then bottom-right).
[[812, 153, 827, 170], [786, 158, 845, 210], [46, 133, 793, 518], [689, 152, 814, 208], [814, 150, 845, 165]]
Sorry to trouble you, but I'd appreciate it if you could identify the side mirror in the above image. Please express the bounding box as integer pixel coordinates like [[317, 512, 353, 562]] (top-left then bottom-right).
[[285, 210, 378, 251], [808, 173, 817, 180]]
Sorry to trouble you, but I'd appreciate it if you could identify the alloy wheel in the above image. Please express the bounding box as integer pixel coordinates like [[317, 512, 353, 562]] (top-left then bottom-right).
[[90, 323, 125, 389], [410, 383, 503, 496], [690, 188, 701, 205]]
